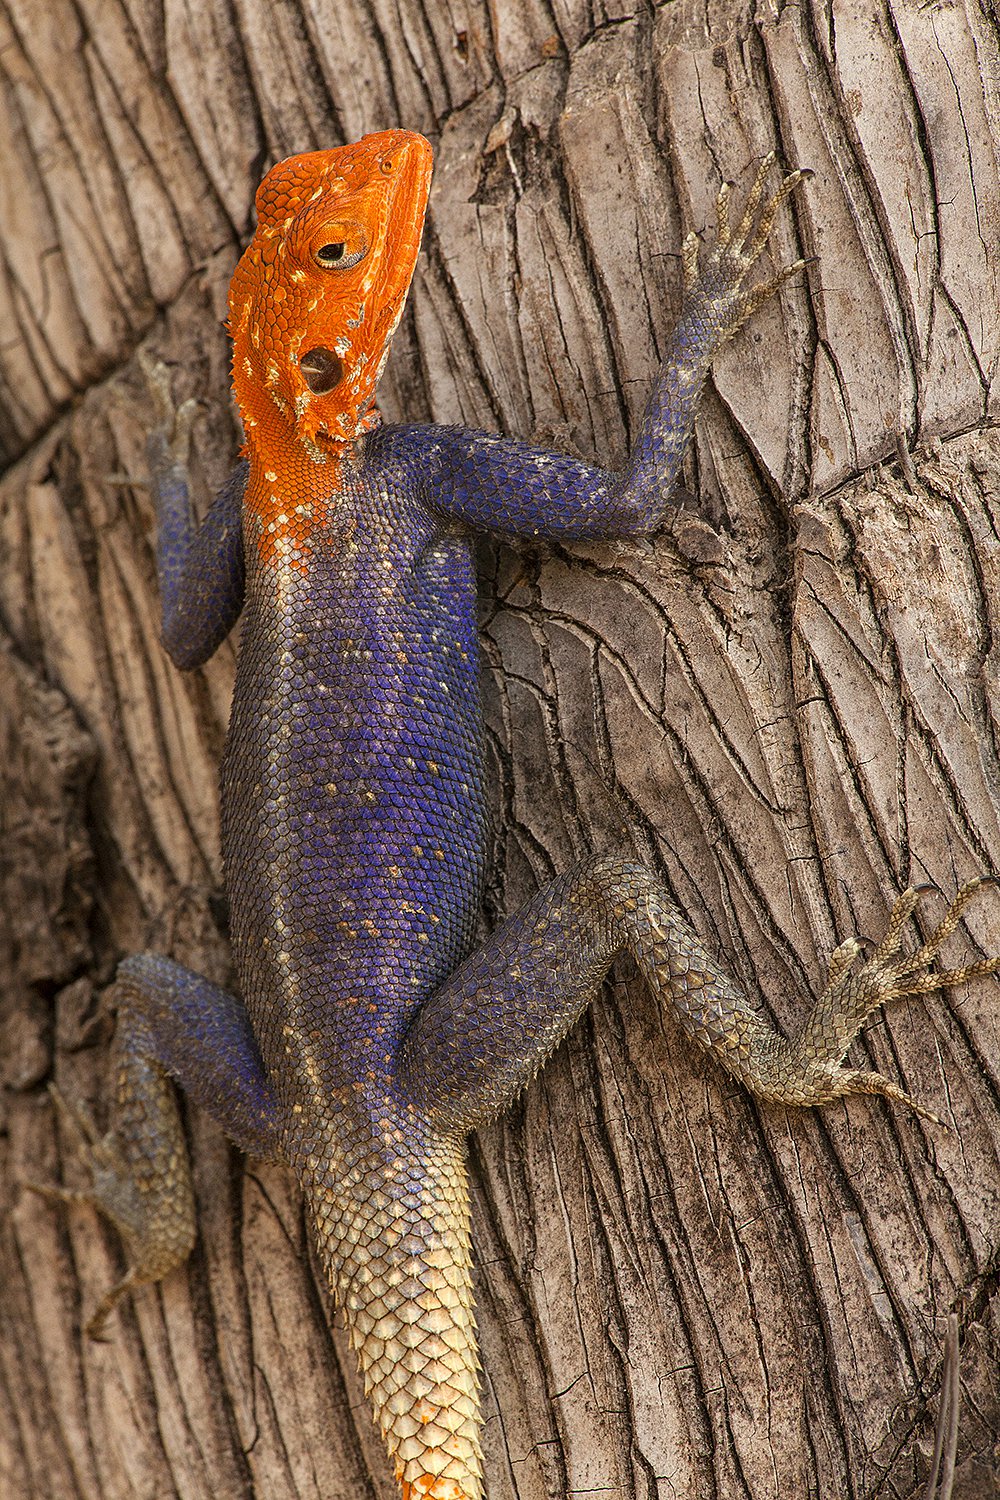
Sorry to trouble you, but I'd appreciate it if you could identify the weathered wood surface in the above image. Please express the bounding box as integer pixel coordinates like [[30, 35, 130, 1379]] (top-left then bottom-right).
[[2, 2, 1000, 1497]]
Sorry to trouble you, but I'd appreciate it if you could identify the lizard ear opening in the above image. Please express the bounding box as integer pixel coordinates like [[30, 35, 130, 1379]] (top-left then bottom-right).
[[300, 347, 344, 395]]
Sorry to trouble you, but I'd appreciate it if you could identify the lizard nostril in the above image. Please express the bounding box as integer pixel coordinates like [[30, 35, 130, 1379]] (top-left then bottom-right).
[[300, 346, 344, 395]]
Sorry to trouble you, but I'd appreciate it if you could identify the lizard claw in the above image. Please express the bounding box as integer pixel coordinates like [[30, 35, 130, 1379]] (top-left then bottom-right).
[[682, 155, 811, 346], [826, 881, 1000, 1015], [21, 1083, 126, 1214], [21, 1083, 101, 1207], [876, 879, 1000, 995], [798, 881, 1000, 1121], [825, 934, 871, 991]]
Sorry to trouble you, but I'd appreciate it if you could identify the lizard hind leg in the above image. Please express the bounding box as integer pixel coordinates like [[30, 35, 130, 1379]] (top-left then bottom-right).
[[397, 855, 1000, 1131], [25, 954, 282, 1338]]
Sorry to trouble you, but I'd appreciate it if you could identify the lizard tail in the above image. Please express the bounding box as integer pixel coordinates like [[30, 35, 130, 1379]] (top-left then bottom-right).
[[306, 1129, 484, 1500]]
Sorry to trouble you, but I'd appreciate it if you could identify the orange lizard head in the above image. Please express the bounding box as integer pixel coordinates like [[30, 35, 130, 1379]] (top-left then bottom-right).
[[228, 130, 433, 460]]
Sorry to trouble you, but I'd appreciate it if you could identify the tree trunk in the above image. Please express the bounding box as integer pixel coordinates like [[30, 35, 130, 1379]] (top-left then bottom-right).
[[2, 2, 999, 1497]]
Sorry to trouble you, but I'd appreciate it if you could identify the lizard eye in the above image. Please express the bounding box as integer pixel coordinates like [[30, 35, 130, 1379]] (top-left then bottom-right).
[[314, 240, 366, 270]]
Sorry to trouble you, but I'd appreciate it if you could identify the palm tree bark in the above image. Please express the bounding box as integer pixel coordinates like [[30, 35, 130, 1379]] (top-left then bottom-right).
[[2, 2, 999, 1497]]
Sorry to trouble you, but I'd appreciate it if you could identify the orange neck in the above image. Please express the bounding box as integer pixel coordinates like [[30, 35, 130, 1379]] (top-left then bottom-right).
[[238, 435, 346, 574]]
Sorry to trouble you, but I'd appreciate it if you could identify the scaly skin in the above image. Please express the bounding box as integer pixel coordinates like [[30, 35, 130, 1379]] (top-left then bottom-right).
[[31, 132, 1000, 1500]]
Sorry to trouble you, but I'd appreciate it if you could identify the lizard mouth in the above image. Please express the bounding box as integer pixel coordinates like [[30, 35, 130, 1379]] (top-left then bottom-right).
[[300, 346, 344, 395]]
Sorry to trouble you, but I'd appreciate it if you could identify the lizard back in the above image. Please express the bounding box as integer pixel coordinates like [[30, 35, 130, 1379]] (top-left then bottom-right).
[[223, 461, 486, 1108]]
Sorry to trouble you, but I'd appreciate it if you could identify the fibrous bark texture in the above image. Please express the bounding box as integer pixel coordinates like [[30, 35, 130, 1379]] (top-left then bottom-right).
[[2, 2, 999, 1498]]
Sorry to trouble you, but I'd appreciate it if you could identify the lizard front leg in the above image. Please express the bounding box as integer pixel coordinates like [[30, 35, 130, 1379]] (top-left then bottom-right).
[[399, 857, 1000, 1130], [378, 156, 811, 544]]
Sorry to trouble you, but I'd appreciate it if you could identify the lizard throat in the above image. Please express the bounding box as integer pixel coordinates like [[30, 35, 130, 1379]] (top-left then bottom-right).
[[238, 439, 351, 573]]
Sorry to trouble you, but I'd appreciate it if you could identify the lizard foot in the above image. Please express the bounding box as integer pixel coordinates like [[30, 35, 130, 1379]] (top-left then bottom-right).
[[137, 349, 199, 474], [789, 880, 1000, 1123], [23, 1080, 195, 1339], [681, 152, 812, 345]]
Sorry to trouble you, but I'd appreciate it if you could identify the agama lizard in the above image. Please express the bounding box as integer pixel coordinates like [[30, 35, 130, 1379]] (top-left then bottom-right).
[[34, 130, 1000, 1500]]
